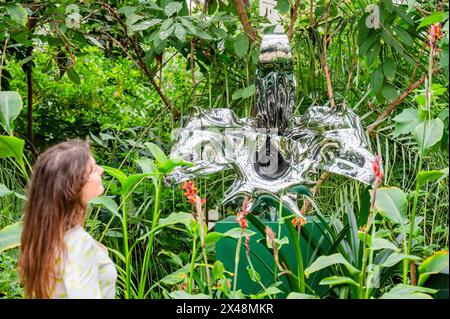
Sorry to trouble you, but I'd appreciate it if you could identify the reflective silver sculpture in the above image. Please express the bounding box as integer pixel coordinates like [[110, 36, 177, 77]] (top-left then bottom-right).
[[166, 33, 376, 217]]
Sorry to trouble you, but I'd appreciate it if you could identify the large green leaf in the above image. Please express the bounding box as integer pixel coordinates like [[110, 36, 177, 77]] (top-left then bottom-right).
[[159, 25, 174, 40], [180, 17, 196, 34], [393, 108, 420, 137], [130, 19, 162, 32], [379, 284, 436, 299], [0, 183, 25, 200], [66, 66, 81, 85], [241, 84, 255, 99], [417, 168, 449, 188], [234, 34, 249, 58], [174, 23, 186, 42], [136, 158, 158, 174], [370, 65, 384, 93], [0, 136, 25, 168], [89, 196, 120, 218], [276, 0, 290, 13], [0, 183, 12, 197], [223, 227, 256, 238], [145, 142, 168, 166], [160, 264, 191, 285], [369, 237, 399, 252], [158, 158, 193, 174], [212, 260, 224, 280], [205, 232, 224, 246], [158, 212, 195, 228], [379, 252, 421, 268], [383, 58, 396, 81], [122, 173, 155, 195], [381, 82, 399, 102], [286, 292, 319, 299], [414, 118, 444, 156], [393, 26, 414, 47], [0, 222, 23, 252], [136, 158, 159, 187], [253, 286, 283, 298], [417, 12, 448, 29], [102, 166, 127, 185], [0, 91, 23, 135], [374, 187, 408, 227], [126, 13, 143, 28], [164, 2, 182, 17], [5, 3, 28, 27], [304, 253, 359, 278], [319, 276, 360, 287], [418, 251, 449, 286], [366, 42, 381, 66]]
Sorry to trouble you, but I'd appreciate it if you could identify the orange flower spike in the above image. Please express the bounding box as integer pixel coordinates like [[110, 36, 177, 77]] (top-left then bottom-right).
[[182, 181, 206, 206], [429, 23, 442, 46], [372, 155, 384, 187], [292, 216, 307, 230], [236, 196, 251, 230], [298, 216, 307, 226], [265, 226, 276, 244]]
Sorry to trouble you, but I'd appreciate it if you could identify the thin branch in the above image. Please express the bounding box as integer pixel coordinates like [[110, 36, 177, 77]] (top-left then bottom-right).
[[233, 0, 257, 43], [190, 0, 196, 100], [130, 36, 174, 111], [319, 0, 336, 108], [101, 2, 177, 116], [366, 66, 441, 135], [0, 38, 8, 90], [309, 0, 314, 26], [288, 0, 301, 41], [190, 40, 196, 94]]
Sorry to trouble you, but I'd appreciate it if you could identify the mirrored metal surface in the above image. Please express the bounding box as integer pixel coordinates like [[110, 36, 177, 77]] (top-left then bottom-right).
[[166, 33, 377, 217]]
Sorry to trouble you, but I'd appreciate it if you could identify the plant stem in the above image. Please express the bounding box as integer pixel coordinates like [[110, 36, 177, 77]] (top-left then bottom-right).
[[365, 222, 376, 299], [138, 176, 162, 298], [196, 196, 212, 294], [359, 212, 373, 299], [233, 233, 243, 293], [121, 193, 131, 299], [225, 69, 229, 108], [405, 156, 423, 285], [188, 236, 197, 294]]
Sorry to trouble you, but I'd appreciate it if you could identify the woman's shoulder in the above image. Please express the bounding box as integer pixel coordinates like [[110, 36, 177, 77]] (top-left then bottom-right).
[[64, 226, 97, 256]]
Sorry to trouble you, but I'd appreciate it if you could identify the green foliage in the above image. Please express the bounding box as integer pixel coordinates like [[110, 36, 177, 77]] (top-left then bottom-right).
[[0, 0, 448, 300], [0, 222, 22, 252], [0, 91, 22, 135], [418, 250, 449, 286]]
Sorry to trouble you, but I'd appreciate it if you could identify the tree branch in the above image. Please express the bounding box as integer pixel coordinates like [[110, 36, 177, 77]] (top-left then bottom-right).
[[318, 0, 336, 108], [288, 0, 301, 41], [233, 0, 257, 43], [101, 2, 178, 117], [366, 66, 441, 135]]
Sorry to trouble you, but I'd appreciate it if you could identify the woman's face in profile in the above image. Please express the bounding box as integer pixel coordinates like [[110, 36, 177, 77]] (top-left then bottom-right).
[[81, 155, 104, 203]]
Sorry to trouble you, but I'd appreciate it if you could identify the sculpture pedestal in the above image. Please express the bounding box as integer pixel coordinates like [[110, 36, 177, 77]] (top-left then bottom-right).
[[215, 215, 330, 297]]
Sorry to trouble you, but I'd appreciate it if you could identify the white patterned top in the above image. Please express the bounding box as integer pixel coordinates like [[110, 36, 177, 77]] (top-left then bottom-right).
[[51, 226, 117, 299]]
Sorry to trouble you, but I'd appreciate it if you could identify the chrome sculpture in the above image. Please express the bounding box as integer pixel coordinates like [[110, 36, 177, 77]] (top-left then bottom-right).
[[166, 33, 377, 218]]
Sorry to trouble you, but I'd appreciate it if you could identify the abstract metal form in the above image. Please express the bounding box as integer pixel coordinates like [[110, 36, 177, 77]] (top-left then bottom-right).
[[166, 33, 377, 217]]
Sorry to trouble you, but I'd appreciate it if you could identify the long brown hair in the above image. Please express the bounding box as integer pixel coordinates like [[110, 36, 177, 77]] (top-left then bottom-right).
[[18, 139, 91, 298]]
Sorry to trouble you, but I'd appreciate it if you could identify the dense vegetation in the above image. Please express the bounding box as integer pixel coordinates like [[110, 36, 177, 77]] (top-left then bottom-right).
[[0, 0, 448, 299]]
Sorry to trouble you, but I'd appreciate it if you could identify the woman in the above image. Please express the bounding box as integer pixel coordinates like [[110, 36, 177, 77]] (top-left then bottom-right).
[[18, 140, 117, 299]]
